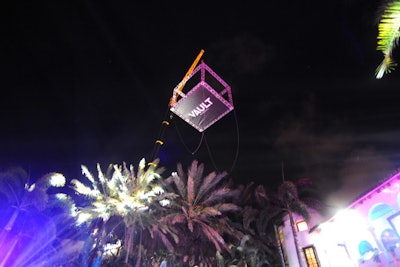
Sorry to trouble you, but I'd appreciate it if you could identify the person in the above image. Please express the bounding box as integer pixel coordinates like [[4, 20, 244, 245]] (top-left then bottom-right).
[[373, 248, 381, 264]]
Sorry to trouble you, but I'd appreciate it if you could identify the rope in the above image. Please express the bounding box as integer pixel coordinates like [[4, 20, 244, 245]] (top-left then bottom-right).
[[203, 108, 240, 175], [173, 117, 205, 155]]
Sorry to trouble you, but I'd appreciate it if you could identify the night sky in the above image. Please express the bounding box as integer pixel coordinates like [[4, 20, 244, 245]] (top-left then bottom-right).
[[2, 0, 400, 208]]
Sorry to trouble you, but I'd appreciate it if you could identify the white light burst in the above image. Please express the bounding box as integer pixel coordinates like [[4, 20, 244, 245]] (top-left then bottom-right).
[[49, 173, 66, 187], [70, 158, 169, 226]]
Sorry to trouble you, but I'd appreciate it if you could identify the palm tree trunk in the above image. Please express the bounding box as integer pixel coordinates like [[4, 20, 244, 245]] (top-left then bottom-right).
[[0, 209, 20, 267], [4, 208, 19, 231], [0, 236, 18, 267], [125, 225, 134, 264], [135, 230, 142, 267]]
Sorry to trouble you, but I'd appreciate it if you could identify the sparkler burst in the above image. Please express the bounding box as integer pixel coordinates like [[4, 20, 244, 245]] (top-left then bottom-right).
[[69, 158, 177, 265], [70, 158, 167, 226]]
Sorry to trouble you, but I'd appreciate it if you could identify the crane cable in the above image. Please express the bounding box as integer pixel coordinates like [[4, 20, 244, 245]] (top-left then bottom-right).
[[148, 49, 205, 167]]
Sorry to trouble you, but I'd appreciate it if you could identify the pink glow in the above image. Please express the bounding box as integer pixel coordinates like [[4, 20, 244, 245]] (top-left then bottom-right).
[[349, 172, 400, 209], [314, 170, 400, 266]]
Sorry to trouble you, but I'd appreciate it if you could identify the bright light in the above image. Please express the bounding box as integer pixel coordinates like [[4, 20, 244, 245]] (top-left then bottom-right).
[[103, 240, 122, 257], [159, 199, 170, 206], [70, 159, 170, 228], [49, 173, 66, 187], [297, 220, 308, 232], [77, 212, 92, 225]]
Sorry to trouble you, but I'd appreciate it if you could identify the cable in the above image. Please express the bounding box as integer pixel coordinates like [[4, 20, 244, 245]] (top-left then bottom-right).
[[203, 108, 240, 175], [148, 108, 172, 166], [173, 117, 205, 155]]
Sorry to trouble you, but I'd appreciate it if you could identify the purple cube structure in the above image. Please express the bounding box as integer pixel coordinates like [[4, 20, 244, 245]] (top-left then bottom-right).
[[170, 61, 234, 132]]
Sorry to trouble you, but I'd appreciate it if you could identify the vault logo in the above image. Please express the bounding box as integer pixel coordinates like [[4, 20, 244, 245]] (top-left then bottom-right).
[[170, 82, 233, 132], [188, 97, 213, 118]]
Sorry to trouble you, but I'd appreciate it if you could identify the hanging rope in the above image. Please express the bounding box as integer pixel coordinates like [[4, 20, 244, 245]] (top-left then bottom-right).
[[173, 118, 205, 155], [203, 108, 240, 175]]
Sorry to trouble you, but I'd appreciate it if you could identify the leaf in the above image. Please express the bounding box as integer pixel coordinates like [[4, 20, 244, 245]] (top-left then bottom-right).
[[195, 171, 225, 204], [375, 0, 400, 78], [25, 188, 48, 211], [201, 207, 222, 217], [188, 220, 194, 232], [81, 165, 96, 185], [96, 163, 108, 195], [254, 185, 269, 206], [0, 167, 28, 205], [242, 206, 258, 231], [201, 187, 231, 206], [193, 161, 204, 197], [217, 203, 241, 213], [171, 173, 187, 199], [158, 230, 175, 251], [187, 174, 195, 204], [70, 179, 97, 198], [197, 221, 226, 252], [165, 213, 186, 225]]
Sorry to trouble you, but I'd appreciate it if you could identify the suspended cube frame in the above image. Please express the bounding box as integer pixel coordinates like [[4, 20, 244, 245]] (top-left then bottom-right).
[[170, 61, 234, 132]]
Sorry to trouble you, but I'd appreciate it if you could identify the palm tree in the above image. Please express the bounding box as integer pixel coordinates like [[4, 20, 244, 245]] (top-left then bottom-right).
[[375, 0, 400, 78], [224, 235, 271, 267], [0, 167, 72, 267], [69, 158, 176, 266], [161, 160, 243, 266], [232, 182, 283, 267], [274, 180, 312, 267]]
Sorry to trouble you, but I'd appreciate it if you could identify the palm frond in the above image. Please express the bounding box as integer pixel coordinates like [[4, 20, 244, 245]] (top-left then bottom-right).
[[96, 163, 109, 195], [278, 181, 298, 202], [216, 203, 241, 213], [198, 221, 226, 252], [187, 173, 195, 204], [36, 172, 66, 189], [200, 206, 222, 217], [195, 171, 227, 204], [193, 161, 205, 197], [81, 165, 96, 185], [201, 186, 233, 206], [376, 0, 400, 78], [0, 167, 28, 205], [48, 193, 76, 214], [164, 172, 186, 199], [70, 179, 99, 198], [242, 206, 258, 233], [176, 162, 187, 183], [24, 188, 48, 211], [254, 185, 269, 206], [165, 213, 186, 225], [289, 201, 310, 221]]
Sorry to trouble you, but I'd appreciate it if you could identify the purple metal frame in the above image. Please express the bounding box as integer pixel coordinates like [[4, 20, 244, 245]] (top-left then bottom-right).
[[170, 61, 234, 132]]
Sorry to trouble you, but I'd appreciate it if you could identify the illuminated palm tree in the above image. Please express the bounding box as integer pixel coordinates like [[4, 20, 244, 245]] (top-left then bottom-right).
[[161, 160, 243, 266], [375, 0, 400, 78], [70, 158, 176, 266], [0, 167, 70, 267], [274, 180, 311, 267]]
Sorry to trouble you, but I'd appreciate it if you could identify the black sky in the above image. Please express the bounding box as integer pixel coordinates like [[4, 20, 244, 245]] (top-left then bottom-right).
[[1, 0, 400, 207]]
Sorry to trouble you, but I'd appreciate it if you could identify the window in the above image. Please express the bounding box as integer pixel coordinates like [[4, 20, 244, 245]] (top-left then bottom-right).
[[303, 246, 320, 267], [278, 227, 289, 266], [297, 220, 308, 232]]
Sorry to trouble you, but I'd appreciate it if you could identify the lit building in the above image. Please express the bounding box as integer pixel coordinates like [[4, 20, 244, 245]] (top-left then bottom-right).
[[279, 171, 400, 267]]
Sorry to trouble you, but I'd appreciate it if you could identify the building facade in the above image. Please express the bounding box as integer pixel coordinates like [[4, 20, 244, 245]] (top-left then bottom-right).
[[279, 171, 400, 267]]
